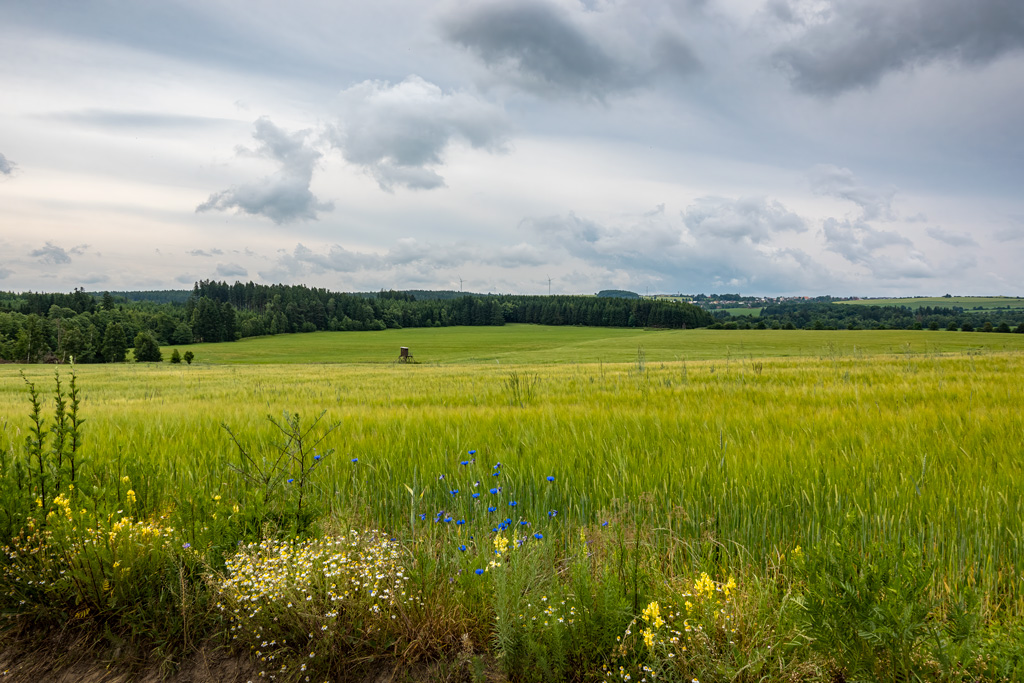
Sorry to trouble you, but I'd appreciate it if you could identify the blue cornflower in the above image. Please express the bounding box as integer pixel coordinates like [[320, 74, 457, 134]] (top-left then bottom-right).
[[460, 460, 470, 466], [508, 501, 518, 507], [444, 516, 453, 523], [419, 513, 426, 520], [492, 472, 500, 477], [602, 521, 609, 527], [450, 489, 459, 496], [313, 455, 321, 461], [351, 457, 358, 463], [459, 545, 467, 552], [182, 542, 191, 549], [475, 569, 484, 575], [493, 462, 501, 469], [534, 533, 543, 540], [469, 450, 477, 455], [438, 474, 445, 480], [472, 493, 480, 499], [546, 475, 555, 482], [287, 478, 294, 483], [489, 488, 499, 495], [548, 510, 557, 517], [456, 519, 466, 526], [487, 506, 496, 512], [519, 520, 529, 526]]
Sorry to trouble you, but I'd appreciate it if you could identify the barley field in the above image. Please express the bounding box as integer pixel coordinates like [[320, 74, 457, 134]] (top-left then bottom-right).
[[2, 326, 1023, 681]]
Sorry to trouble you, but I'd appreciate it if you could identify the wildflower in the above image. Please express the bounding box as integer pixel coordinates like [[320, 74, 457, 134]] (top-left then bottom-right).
[[459, 545, 467, 552], [419, 513, 426, 520], [493, 462, 501, 469], [450, 490, 459, 496], [508, 501, 517, 507], [642, 628, 656, 649], [182, 543, 191, 549], [548, 510, 557, 517], [287, 479, 294, 483], [475, 569, 484, 575], [469, 450, 477, 455], [546, 475, 555, 482], [460, 461, 470, 466], [487, 506, 496, 512], [602, 521, 609, 527], [533, 533, 543, 540], [520, 520, 529, 526], [126, 489, 136, 505], [313, 455, 321, 461], [489, 488, 499, 494], [492, 472, 500, 477], [456, 519, 466, 526], [472, 493, 480, 499], [351, 458, 358, 463]]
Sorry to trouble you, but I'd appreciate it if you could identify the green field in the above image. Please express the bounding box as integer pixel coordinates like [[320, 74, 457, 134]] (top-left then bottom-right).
[[837, 296, 1024, 310], [179, 324, 1024, 364], [3, 326, 1024, 681]]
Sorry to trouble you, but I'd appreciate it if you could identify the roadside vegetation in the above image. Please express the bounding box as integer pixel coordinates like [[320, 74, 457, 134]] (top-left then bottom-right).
[[1, 328, 1023, 681]]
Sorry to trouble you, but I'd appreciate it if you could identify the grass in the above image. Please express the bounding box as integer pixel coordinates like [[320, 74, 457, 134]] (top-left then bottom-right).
[[3, 326, 1024, 681], [174, 324, 1024, 364], [836, 296, 1024, 310]]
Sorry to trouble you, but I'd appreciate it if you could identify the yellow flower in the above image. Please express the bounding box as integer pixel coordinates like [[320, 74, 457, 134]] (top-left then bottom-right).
[[723, 576, 737, 598], [642, 628, 656, 649], [694, 572, 715, 600], [126, 490, 136, 505]]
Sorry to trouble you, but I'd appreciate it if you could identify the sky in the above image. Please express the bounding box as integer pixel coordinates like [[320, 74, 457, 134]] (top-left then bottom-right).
[[1, 0, 1022, 297]]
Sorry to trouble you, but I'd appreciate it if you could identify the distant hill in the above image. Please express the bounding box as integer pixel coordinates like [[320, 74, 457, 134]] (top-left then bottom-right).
[[596, 289, 639, 299]]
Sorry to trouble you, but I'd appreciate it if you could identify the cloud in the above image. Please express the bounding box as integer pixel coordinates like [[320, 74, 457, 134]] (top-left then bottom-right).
[[810, 164, 896, 221], [30, 242, 73, 265], [188, 248, 224, 257], [440, 1, 700, 99], [772, 0, 1024, 95], [0, 152, 15, 175], [527, 198, 827, 293], [926, 226, 978, 247], [197, 117, 332, 223], [327, 75, 509, 191], [79, 273, 109, 284], [41, 109, 235, 130], [215, 262, 248, 278], [822, 217, 911, 263], [0, 267, 12, 279], [682, 196, 806, 243]]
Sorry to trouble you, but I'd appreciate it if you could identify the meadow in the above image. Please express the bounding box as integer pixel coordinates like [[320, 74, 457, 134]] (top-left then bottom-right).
[[836, 296, 1024, 311], [2, 326, 1024, 681]]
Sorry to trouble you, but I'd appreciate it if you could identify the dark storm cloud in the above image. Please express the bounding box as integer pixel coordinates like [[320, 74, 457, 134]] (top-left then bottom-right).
[[0, 152, 15, 175], [810, 165, 895, 221], [440, 1, 700, 98], [926, 226, 978, 248], [327, 76, 509, 192], [197, 117, 332, 223], [773, 0, 1024, 95], [443, 1, 627, 96], [30, 242, 73, 265]]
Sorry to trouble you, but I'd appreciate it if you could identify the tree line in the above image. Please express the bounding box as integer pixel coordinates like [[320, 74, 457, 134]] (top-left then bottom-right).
[[0, 283, 714, 363]]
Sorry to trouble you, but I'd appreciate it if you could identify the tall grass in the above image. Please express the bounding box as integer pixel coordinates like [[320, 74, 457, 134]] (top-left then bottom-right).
[[3, 349, 1022, 615]]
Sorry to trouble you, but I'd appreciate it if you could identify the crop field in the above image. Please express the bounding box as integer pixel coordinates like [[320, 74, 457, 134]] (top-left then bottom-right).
[[837, 296, 1024, 310], [2, 326, 1024, 681], [180, 324, 1024, 364]]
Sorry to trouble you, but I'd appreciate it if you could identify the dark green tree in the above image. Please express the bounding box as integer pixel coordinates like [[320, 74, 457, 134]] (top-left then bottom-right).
[[170, 348, 182, 364], [133, 331, 162, 362], [101, 322, 128, 362], [183, 350, 194, 365]]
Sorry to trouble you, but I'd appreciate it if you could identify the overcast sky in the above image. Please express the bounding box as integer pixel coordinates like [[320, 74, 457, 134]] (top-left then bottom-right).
[[1, 0, 1022, 297]]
